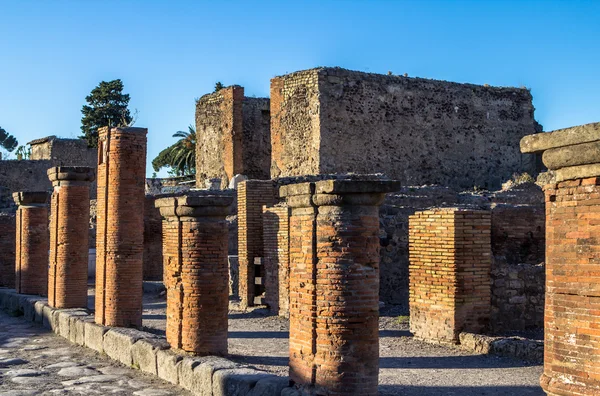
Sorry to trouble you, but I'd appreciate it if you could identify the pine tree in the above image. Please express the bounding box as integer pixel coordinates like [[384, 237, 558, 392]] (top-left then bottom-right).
[[80, 79, 132, 147]]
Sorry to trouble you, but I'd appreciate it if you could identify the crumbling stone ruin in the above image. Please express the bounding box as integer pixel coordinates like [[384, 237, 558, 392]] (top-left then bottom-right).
[[2, 64, 600, 396]]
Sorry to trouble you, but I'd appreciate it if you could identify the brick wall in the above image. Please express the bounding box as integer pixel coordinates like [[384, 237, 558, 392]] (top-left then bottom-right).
[[409, 208, 491, 344], [541, 177, 600, 395], [262, 204, 290, 316], [0, 213, 15, 287], [237, 180, 275, 308], [143, 195, 163, 281], [95, 127, 146, 328]]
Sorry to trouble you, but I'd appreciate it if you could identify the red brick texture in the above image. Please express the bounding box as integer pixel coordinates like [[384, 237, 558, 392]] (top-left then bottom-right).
[[156, 193, 233, 355], [262, 204, 290, 316], [143, 195, 163, 281], [541, 177, 600, 396], [47, 167, 95, 309], [237, 180, 275, 308], [409, 208, 491, 344], [0, 213, 16, 287], [13, 191, 50, 296], [281, 179, 399, 396], [95, 127, 147, 328]]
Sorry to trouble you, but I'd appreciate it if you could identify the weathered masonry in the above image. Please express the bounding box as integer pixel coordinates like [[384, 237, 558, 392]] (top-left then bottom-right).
[[0, 212, 16, 287], [280, 178, 400, 396], [47, 166, 95, 309], [521, 122, 600, 396], [95, 127, 147, 328], [195, 85, 270, 188], [156, 192, 233, 355], [409, 208, 492, 344], [271, 67, 540, 189], [13, 191, 49, 296]]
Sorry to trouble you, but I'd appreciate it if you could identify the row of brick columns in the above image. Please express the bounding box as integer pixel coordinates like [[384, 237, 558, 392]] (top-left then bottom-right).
[[8, 128, 400, 395]]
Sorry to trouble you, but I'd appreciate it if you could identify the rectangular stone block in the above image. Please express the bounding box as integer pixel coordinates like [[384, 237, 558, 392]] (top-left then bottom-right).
[[84, 321, 108, 354], [42, 305, 59, 331], [131, 338, 169, 375], [156, 349, 182, 385], [247, 376, 290, 396], [34, 301, 46, 323], [69, 314, 92, 346], [103, 328, 153, 367], [212, 368, 272, 396]]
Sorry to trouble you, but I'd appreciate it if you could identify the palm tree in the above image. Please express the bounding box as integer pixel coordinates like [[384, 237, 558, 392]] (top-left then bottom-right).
[[152, 125, 196, 176]]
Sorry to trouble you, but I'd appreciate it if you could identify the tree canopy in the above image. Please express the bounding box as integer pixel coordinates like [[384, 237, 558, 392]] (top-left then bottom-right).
[[214, 81, 224, 92], [80, 79, 132, 147], [0, 127, 18, 152], [152, 125, 196, 176]]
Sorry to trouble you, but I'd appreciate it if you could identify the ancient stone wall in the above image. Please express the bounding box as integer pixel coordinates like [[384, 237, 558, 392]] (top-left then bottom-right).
[[0, 160, 55, 196], [491, 204, 545, 264], [196, 86, 270, 188], [242, 98, 271, 180], [409, 208, 492, 344], [271, 67, 540, 190], [0, 212, 16, 287]]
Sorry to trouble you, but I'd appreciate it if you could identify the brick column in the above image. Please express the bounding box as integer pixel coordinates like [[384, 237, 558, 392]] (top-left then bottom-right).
[[47, 166, 95, 308], [0, 213, 16, 287], [237, 180, 275, 308], [408, 208, 491, 344], [13, 191, 49, 296], [262, 203, 290, 316], [521, 123, 600, 395], [95, 127, 147, 328], [155, 192, 232, 355], [143, 195, 163, 281], [281, 178, 399, 396]]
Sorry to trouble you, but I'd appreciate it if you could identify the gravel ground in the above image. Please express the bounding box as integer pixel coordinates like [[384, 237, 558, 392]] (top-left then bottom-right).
[[0, 309, 190, 396], [135, 290, 545, 396]]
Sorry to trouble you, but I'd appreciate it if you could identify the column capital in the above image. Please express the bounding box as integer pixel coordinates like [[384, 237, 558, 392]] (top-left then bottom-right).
[[12, 191, 50, 206], [280, 177, 400, 208], [155, 191, 234, 218], [47, 166, 95, 186]]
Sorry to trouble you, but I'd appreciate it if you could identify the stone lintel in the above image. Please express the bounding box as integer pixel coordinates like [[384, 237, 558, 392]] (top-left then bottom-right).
[[12, 191, 50, 206], [155, 191, 233, 218], [47, 166, 95, 184], [520, 122, 600, 154], [554, 163, 600, 183]]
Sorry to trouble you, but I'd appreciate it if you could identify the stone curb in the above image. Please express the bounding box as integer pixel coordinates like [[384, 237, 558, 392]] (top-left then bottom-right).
[[0, 287, 292, 396], [459, 332, 543, 363]]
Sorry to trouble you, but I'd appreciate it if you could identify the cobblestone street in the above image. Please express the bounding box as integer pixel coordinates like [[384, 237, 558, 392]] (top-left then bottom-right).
[[0, 309, 189, 396]]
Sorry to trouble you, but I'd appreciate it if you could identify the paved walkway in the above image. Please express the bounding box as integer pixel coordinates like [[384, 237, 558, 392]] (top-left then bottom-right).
[[0, 309, 189, 396]]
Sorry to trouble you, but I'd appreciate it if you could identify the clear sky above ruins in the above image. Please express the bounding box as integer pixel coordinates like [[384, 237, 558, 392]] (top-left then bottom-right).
[[0, 0, 598, 176]]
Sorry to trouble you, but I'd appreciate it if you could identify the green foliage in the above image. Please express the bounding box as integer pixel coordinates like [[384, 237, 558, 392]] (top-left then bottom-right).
[[214, 81, 224, 92], [396, 315, 409, 325], [15, 145, 30, 160], [152, 125, 196, 176], [80, 79, 132, 147], [0, 127, 18, 152]]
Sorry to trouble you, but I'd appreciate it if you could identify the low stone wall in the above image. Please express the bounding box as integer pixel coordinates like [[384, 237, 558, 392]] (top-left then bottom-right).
[[0, 287, 291, 396], [490, 260, 545, 332], [459, 332, 543, 363]]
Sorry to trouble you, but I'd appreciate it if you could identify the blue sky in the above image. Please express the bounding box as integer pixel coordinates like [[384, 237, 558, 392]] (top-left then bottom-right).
[[0, 0, 598, 176]]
